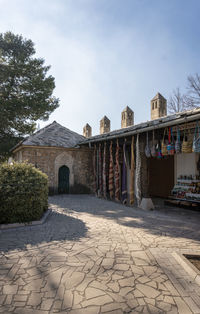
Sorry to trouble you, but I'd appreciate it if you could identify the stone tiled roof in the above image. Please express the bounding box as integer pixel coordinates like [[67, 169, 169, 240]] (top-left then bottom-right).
[[11, 108, 200, 151], [12, 121, 85, 151]]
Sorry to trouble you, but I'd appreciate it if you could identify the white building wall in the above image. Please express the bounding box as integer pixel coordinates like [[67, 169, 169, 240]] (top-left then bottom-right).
[[174, 153, 199, 181]]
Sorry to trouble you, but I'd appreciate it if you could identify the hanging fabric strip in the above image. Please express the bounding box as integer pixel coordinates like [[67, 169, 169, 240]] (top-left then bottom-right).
[[109, 141, 114, 199], [96, 144, 99, 191], [135, 133, 141, 206], [130, 136, 135, 205], [93, 144, 97, 194], [122, 139, 127, 205], [103, 142, 107, 198], [99, 143, 102, 196], [115, 139, 120, 201]]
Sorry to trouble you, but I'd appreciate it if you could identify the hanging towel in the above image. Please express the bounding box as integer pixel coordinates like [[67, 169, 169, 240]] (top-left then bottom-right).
[[115, 139, 120, 201], [98, 144, 102, 196], [130, 136, 135, 205], [122, 139, 127, 204], [109, 141, 114, 199], [103, 142, 107, 198], [93, 144, 97, 194], [136, 134, 141, 206]]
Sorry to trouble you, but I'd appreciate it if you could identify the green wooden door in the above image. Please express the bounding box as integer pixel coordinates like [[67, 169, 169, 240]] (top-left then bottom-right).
[[58, 166, 70, 194]]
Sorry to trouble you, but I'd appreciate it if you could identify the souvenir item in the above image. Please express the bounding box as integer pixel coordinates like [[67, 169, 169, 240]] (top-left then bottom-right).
[[175, 127, 181, 153], [182, 127, 193, 153], [122, 140, 127, 204], [161, 128, 168, 156], [130, 136, 135, 205], [192, 121, 200, 153], [145, 132, 151, 158], [167, 127, 175, 155], [114, 139, 120, 201], [156, 141, 162, 159], [151, 129, 157, 157]]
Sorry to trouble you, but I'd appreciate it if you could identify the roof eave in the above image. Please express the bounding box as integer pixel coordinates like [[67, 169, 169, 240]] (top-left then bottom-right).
[[80, 110, 200, 144]]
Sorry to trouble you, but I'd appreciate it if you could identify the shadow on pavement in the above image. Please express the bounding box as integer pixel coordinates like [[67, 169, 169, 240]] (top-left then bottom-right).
[[49, 195, 200, 243], [0, 211, 88, 253]]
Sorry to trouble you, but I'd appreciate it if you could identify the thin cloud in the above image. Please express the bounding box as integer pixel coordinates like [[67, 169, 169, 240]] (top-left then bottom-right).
[[0, 0, 199, 135]]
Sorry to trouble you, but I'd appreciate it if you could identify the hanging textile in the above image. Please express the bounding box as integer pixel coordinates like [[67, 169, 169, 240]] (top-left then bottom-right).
[[96, 144, 99, 192], [93, 144, 97, 194], [103, 142, 107, 198], [122, 139, 127, 204], [115, 139, 120, 201], [130, 136, 135, 205], [135, 133, 141, 206], [109, 141, 114, 199], [98, 143, 102, 196]]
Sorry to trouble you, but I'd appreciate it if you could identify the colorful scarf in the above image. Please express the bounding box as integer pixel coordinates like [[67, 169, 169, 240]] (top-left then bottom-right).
[[130, 136, 135, 205], [109, 141, 114, 199], [122, 139, 127, 204], [103, 142, 107, 198], [98, 144, 102, 196], [136, 134, 141, 206], [115, 139, 120, 201], [93, 144, 97, 194]]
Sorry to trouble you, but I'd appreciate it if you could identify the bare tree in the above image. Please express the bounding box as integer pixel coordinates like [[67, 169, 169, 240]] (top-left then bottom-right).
[[168, 74, 200, 114], [185, 73, 200, 108], [168, 87, 187, 114]]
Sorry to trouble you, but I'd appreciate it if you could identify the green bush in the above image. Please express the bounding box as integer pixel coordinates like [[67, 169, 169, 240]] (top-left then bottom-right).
[[0, 162, 48, 224]]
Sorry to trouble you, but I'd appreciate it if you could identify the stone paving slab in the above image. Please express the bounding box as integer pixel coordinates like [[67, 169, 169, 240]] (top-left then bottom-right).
[[0, 195, 200, 313]]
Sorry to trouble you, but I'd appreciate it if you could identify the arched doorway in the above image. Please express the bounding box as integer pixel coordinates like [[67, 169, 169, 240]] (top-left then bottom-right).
[[58, 166, 70, 194]]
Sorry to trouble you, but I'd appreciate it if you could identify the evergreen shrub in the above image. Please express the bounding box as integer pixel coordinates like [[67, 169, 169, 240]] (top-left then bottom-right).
[[0, 162, 48, 224]]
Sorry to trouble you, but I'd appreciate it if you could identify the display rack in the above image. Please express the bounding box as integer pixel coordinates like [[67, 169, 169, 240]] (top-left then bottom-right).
[[166, 177, 200, 209]]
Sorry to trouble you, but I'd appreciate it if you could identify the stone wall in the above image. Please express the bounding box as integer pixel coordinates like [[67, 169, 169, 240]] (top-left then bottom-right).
[[12, 137, 149, 199], [13, 146, 94, 194]]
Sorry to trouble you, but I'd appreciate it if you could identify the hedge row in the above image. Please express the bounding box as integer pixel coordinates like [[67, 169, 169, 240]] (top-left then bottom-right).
[[0, 162, 48, 224]]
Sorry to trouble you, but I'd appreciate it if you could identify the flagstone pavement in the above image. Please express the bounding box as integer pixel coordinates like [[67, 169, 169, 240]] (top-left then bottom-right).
[[1, 195, 200, 314]]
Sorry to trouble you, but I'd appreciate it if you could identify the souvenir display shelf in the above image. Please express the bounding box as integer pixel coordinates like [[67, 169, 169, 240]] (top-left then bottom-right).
[[170, 176, 200, 203]]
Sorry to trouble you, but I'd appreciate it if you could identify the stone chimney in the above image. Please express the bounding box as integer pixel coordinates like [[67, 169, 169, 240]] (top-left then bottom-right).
[[100, 116, 110, 134], [151, 93, 167, 120], [83, 123, 92, 138], [121, 106, 134, 128]]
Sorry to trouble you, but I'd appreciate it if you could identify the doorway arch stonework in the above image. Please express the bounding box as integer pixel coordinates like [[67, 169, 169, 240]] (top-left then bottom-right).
[[55, 152, 74, 191]]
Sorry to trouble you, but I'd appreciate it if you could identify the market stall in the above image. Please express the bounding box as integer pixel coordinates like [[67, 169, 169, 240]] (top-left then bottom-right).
[[145, 121, 200, 209]]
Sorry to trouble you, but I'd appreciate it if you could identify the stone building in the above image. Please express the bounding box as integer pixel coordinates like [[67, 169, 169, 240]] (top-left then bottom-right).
[[151, 93, 167, 120], [121, 106, 134, 128], [81, 94, 200, 206], [12, 121, 94, 194], [83, 123, 92, 138], [100, 116, 110, 134], [11, 93, 200, 207]]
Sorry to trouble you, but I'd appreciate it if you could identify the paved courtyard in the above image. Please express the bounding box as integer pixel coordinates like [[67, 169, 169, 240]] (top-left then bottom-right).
[[1, 195, 200, 313]]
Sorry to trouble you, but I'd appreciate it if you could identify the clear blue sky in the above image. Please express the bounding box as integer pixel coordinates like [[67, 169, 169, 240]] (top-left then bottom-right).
[[1, 0, 200, 135]]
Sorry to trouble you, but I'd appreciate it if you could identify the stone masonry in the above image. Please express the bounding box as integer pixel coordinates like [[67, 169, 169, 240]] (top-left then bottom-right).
[[100, 116, 111, 134], [121, 106, 134, 128], [13, 146, 94, 194], [151, 93, 167, 120], [83, 124, 92, 138]]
